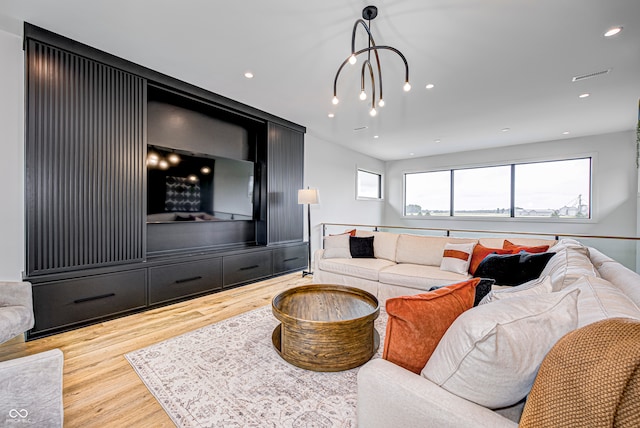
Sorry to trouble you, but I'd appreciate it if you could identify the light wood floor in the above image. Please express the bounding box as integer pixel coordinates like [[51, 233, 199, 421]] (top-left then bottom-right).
[[0, 272, 311, 427]]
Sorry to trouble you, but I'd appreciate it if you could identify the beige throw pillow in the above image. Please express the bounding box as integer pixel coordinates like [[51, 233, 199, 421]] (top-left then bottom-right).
[[421, 288, 579, 409], [322, 234, 351, 259]]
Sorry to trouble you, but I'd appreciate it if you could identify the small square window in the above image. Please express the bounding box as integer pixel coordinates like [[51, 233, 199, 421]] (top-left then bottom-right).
[[357, 169, 382, 200]]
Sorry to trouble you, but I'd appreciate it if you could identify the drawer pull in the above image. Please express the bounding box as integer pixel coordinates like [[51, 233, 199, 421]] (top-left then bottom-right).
[[74, 293, 115, 304], [283, 257, 299, 262], [240, 264, 260, 271], [175, 276, 203, 284]]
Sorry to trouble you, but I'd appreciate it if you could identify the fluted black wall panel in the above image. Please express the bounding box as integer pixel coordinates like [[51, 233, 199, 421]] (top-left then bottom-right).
[[26, 41, 145, 275], [267, 123, 304, 244]]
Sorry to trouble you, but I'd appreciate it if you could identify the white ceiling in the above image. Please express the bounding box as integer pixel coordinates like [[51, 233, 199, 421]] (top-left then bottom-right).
[[1, 0, 639, 161]]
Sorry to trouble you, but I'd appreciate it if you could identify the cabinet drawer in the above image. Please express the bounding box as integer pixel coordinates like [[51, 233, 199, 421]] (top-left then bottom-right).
[[31, 269, 146, 334], [273, 244, 308, 274], [149, 257, 222, 305], [223, 251, 272, 287]]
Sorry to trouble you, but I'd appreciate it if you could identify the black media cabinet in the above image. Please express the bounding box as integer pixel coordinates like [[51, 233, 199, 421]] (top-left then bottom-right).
[[23, 23, 307, 339]]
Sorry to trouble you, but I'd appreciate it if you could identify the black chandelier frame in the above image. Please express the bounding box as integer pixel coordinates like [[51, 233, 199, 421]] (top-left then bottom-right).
[[332, 6, 410, 116]]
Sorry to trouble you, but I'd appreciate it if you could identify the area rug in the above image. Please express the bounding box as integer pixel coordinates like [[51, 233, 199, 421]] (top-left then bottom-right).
[[125, 305, 387, 427]]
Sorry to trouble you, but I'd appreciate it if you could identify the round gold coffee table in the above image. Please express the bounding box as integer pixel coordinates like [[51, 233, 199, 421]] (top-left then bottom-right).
[[271, 284, 380, 372]]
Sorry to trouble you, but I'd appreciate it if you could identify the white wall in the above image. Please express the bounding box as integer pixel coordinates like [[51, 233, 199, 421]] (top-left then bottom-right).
[[0, 28, 24, 281], [384, 131, 638, 266], [303, 134, 385, 260]]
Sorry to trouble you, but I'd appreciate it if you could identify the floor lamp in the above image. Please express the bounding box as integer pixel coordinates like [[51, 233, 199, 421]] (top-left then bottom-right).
[[298, 188, 319, 277]]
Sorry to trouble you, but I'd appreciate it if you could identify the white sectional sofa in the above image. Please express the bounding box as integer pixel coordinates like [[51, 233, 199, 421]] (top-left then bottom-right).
[[313, 231, 640, 427], [313, 230, 555, 303]]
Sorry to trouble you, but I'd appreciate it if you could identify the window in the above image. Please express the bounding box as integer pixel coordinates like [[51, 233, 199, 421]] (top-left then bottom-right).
[[514, 158, 591, 218], [453, 166, 511, 217], [404, 158, 591, 219], [405, 170, 450, 216], [357, 169, 383, 199]]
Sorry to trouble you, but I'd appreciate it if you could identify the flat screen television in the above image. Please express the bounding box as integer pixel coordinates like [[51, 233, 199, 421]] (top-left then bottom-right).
[[146, 146, 255, 222]]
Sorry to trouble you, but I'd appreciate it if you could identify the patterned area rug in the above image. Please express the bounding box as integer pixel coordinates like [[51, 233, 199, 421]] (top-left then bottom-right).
[[125, 305, 387, 427]]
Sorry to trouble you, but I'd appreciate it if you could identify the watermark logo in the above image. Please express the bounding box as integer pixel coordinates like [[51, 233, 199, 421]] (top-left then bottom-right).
[[9, 409, 28, 419]]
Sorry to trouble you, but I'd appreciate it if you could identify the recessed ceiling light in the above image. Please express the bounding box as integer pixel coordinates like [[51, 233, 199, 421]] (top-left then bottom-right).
[[409, 152, 415, 156], [579, 93, 590, 98], [501, 128, 510, 132], [604, 26, 623, 37], [244, 72, 254, 79], [434, 139, 441, 143], [373, 135, 379, 139], [562, 131, 570, 135], [425, 83, 435, 89], [328, 113, 335, 118]]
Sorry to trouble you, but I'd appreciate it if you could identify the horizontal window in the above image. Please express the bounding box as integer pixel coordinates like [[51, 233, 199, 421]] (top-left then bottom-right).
[[404, 158, 591, 219]]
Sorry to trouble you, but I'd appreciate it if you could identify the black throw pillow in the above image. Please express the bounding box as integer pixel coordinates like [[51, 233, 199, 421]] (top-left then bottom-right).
[[473, 278, 495, 306], [473, 251, 555, 286], [429, 277, 495, 306], [349, 236, 375, 258]]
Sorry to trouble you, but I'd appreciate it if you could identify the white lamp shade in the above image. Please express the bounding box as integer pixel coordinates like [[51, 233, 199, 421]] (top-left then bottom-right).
[[298, 188, 319, 205]]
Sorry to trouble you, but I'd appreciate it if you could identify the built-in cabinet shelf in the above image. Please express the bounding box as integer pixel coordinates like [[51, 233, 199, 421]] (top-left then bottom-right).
[[23, 23, 307, 339]]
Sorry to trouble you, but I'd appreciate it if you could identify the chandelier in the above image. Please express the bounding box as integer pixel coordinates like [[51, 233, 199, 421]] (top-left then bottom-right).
[[332, 5, 410, 117]]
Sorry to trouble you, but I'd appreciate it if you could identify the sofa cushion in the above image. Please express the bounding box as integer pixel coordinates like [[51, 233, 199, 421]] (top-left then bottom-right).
[[469, 243, 514, 275], [322, 234, 352, 259], [440, 242, 476, 275], [379, 264, 471, 291], [473, 252, 555, 286], [383, 278, 480, 374], [395, 235, 477, 267], [563, 275, 640, 327], [480, 276, 553, 304], [349, 236, 375, 258], [539, 246, 599, 291], [593, 254, 640, 308], [503, 239, 549, 254], [422, 288, 579, 409], [317, 257, 396, 281], [548, 238, 586, 252], [356, 231, 400, 262]]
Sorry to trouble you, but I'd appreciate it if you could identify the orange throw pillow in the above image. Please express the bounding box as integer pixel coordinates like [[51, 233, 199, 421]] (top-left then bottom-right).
[[503, 239, 549, 254], [469, 243, 514, 275], [383, 278, 480, 374]]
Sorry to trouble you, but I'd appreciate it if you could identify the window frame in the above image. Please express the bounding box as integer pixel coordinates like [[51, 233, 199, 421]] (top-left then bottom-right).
[[403, 157, 593, 222], [356, 168, 384, 201]]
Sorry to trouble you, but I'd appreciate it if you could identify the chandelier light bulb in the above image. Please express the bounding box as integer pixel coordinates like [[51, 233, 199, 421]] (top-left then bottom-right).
[[359, 90, 367, 101], [403, 82, 412, 92], [369, 108, 377, 117], [158, 159, 170, 170], [378, 99, 385, 107], [348, 54, 357, 65], [332, 96, 339, 105]]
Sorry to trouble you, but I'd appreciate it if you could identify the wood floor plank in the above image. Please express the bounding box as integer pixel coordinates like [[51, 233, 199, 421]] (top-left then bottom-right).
[[0, 272, 311, 427]]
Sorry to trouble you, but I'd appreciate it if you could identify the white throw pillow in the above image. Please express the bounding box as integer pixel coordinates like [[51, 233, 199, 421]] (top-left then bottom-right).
[[421, 288, 579, 409], [440, 242, 476, 275], [480, 276, 553, 304], [322, 234, 352, 259]]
